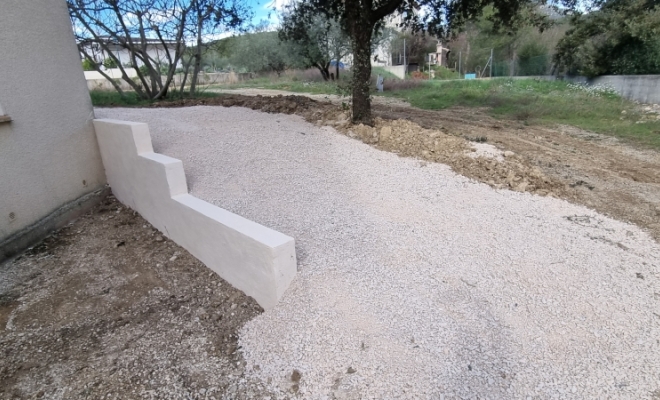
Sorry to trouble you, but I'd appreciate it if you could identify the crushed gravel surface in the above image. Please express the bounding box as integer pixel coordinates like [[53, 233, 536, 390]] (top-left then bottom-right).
[[96, 107, 660, 399]]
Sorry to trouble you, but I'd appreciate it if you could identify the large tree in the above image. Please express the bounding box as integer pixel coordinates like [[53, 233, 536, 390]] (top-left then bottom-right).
[[68, 0, 249, 100], [554, 0, 660, 77], [294, 0, 581, 124], [279, 7, 351, 81], [230, 31, 301, 75]]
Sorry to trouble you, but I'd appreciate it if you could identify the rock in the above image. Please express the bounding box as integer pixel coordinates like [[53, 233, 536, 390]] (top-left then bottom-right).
[[291, 370, 302, 382], [503, 151, 515, 158], [380, 126, 392, 141], [347, 367, 356, 374], [515, 181, 529, 192], [506, 170, 516, 186], [155, 236, 163, 242], [169, 255, 177, 262]]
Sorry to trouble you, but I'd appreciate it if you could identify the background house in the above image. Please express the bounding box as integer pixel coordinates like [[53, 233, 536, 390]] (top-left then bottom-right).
[[428, 42, 450, 67], [79, 37, 182, 68]]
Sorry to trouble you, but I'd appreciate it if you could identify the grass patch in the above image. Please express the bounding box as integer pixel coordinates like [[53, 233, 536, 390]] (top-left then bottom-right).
[[383, 78, 660, 149]]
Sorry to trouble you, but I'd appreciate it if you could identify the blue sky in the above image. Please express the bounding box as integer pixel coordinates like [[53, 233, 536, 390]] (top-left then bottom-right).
[[246, 0, 288, 27]]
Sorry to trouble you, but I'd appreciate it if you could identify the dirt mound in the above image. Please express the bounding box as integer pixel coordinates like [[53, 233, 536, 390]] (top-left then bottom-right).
[[153, 94, 324, 115], [316, 112, 566, 197]]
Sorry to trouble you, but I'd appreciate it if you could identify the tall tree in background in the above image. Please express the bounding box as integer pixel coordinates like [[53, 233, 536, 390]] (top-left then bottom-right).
[[554, 0, 660, 76], [294, 0, 583, 124], [279, 6, 351, 81], [230, 31, 301, 75], [68, 0, 249, 100], [187, 0, 249, 94]]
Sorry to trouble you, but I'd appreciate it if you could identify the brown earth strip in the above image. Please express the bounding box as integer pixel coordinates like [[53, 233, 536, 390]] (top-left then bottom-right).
[[0, 196, 273, 399]]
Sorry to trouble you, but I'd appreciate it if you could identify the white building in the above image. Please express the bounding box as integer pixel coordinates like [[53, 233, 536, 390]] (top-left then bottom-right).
[[428, 42, 450, 67], [79, 37, 181, 68]]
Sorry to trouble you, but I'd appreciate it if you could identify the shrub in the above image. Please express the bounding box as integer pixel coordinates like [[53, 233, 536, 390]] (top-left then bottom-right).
[[103, 58, 118, 69], [82, 58, 97, 71]]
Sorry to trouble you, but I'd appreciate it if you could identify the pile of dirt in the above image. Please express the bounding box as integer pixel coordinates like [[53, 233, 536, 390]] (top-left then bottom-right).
[[153, 94, 328, 116], [0, 196, 274, 399], [317, 111, 566, 197]]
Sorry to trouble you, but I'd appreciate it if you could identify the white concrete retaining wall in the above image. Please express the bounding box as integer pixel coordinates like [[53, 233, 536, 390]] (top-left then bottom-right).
[[93, 119, 297, 309], [86, 71, 247, 92], [380, 65, 406, 80], [567, 75, 660, 104], [84, 68, 138, 80], [517, 75, 660, 104]]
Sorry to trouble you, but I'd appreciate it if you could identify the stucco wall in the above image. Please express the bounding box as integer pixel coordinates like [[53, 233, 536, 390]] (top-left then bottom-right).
[[567, 75, 660, 105], [0, 0, 106, 241], [518, 75, 660, 104], [380, 65, 406, 80]]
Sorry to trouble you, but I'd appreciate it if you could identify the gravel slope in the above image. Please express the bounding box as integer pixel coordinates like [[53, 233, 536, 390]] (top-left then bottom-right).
[[96, 107, 660, 399]]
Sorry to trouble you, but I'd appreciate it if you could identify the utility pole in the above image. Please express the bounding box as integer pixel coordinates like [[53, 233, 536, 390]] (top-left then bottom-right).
[[490, 48, 493, 78], [403, 38, 406, 74], [458, 51, 462, 77], [429, 54, 431, 80]]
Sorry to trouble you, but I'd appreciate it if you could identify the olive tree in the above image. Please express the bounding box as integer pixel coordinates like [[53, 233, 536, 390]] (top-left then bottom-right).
[[68, 0, 249, 100], [291, 0, 586, 124]]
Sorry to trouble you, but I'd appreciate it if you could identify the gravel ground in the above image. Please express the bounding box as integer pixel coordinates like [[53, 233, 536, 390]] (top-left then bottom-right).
[[96, 107, 660, 399]]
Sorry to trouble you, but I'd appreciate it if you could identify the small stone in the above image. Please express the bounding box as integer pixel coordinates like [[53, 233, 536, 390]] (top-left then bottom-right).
[[169, 255, 177, 262], [155, 236, 163, 242], [231, 303, 237, 309], [380, 126, 392, 141], [291, 370, 302, 382], [347, 367, 356, 374], [504, 151, 515, 157], [515, 181, 529, 192]]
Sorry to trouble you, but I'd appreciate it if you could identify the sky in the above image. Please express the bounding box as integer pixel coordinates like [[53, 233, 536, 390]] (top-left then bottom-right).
[[247, 0, 290, 28]]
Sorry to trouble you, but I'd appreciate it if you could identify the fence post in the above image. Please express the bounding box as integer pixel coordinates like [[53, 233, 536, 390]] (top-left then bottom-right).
[[490, 49, 493, 78]]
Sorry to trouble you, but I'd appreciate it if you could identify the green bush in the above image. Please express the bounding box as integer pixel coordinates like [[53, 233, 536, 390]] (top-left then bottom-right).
[[103, 58, 118, 69], [82, 59, 97, 71], [517, 42, 549, 76]]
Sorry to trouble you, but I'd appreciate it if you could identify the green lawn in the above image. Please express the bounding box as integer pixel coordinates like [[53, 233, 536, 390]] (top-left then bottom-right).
[[383, 78, 660, 149]]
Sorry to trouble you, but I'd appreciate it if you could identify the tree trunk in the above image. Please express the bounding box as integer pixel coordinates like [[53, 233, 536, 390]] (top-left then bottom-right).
[[190, 12, 203, 95], [315, 63, 331, 81], [350, 25, 373, 125]]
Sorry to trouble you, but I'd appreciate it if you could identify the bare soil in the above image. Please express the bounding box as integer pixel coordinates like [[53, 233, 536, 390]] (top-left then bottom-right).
[[0, 196, 273, 399], [145, 92, 660, 242]]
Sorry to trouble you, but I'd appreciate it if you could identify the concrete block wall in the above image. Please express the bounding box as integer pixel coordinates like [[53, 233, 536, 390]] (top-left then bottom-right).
[[93, 119, 297, 309]]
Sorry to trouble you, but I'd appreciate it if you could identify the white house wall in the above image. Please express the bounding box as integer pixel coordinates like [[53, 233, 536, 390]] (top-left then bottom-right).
[[0, 0, 106, 242]]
